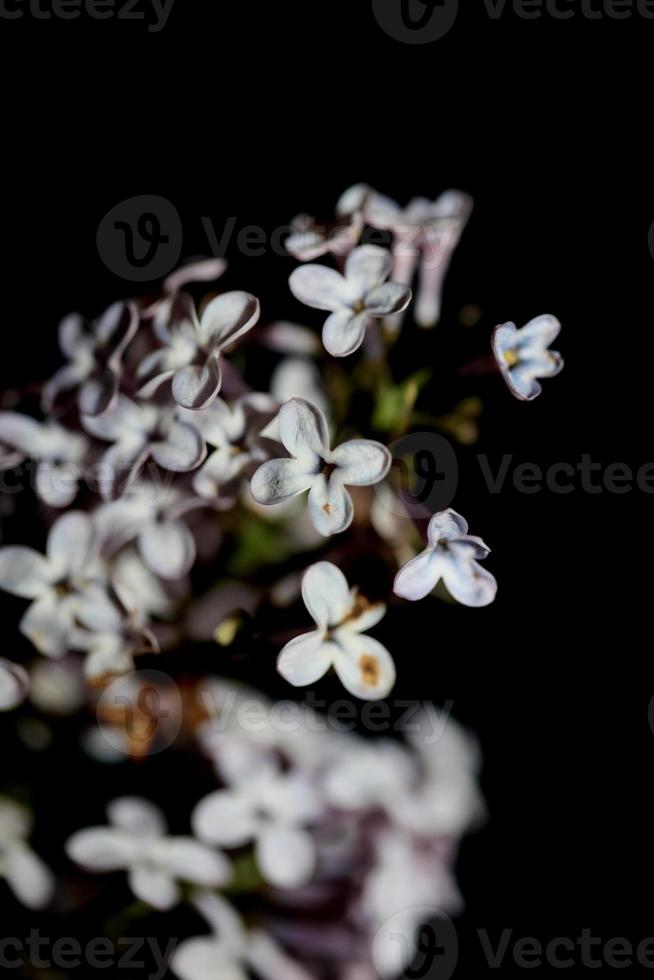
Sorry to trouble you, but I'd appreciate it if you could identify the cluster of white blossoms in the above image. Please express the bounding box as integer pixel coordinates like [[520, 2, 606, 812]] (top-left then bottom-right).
[[0, 185, 562, 980]]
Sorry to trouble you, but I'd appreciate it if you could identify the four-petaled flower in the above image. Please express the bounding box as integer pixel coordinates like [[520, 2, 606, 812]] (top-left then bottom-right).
[[65, 796, 231, 910], [192, 756, 322, 889], [277, 561, 396, 700], [42, 302, 139, 416], [289, 245, 412, 357], [393, 509, 497, 607], [492, 315, 563, 401], [137, 291, 260, 409], [0, 413, 89, 508], [250, 398, 391, 535]]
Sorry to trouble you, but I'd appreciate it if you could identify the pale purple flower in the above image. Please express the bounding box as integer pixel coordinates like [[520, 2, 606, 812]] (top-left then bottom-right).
[[137, 291, 260, 410], [289, 246, 411, 357], [492, 315, 563, 401], [42, 302, 139, 416], [0, 797, 54, 909], [365, 189, 473, 328], [81, 395, 206, 500], [393, 509, 497, 607], [192, 756, 322, 889], [66, 796, 231, 910], [0, 412, 89, 508], [250, 398, 391, 536], [277, 561, 396, 701]]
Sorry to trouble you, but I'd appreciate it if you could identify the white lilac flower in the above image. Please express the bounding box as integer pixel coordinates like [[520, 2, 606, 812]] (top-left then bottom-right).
[[192, 756, 322, 890], [492, 315, 563, 401], [137, 291, 260, 410], [0, 412, 89, 508], [65, 796, 231, 910], [94, 482, 205, 580], [180, 394, 278, 500], [250, 398, 391, 536], [277, 561, 396, 701], [42, 302, 139, 416], [393, 509, 497, 608], [0, 512, 105, 657], [288, 246, 412, 357], [364, 189, 473, 328], [323, 738, 412, 812], [0, 658, 29, 711], [285, 185, 370, 262], [170, 890, 315, 980], [0, 797, 54, 909], [82, 395, 206, 500]]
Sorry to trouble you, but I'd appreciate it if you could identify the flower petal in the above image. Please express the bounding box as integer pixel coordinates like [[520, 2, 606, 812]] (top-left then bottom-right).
[[332, 632, 396, 701], [4, 846, 54, 909], [192, 791, 258, 848], [107, 796, 167, 837], [250, 457, 316, 505], [289, 264, 351, 312], [277, 631, 335, 687], [200, 291, 260, 349], [365, 282, 412, 316], [322, 309, 369, 357], [427, 509, 469, 546], [301, 562, 352, 629], [47, 511, 95, 579], [151, 421, 206, 472], [172, 356, 222, 410], [345, 245, 392, 296], [164, 257, 227, 294], [279, 397, 329, 461], [139, 518, 196, 579], [0, 659, 29, 710], [255, 826, 316, 889], [0, 547, 53, 598], [307, 474, 354, 536], [171, 938, 247, 980], [441, 554, 498, 608], [129, 865, 179, 910], [155, 838, 232, 887], [20, 592, 74, 657], [519, 313, 561, 347], [393, 549, 443, 602], [330, 439, 391, 486], [66, 828, 134, 870]]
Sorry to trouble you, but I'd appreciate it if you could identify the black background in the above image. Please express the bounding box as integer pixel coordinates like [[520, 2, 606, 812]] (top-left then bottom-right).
[[1, 0, 653, 977]]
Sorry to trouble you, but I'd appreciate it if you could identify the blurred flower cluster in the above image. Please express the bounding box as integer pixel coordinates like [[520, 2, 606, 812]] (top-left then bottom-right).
[[0, 184, 562, 978]]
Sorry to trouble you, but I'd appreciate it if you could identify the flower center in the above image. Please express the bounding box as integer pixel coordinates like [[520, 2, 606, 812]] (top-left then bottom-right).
[[360, 654, 379, 688], [504, 348, 520, 368]]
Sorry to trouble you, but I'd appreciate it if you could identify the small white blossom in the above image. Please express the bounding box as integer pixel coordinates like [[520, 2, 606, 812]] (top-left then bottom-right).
[[0, 797, 54, 909], [250, 398, 391, 536], [0, 658, 29, 710], [171, 890, 315, 980], [285, 185, 370, 262], [137, 291, 260, 409], [0, 412, 89, 508], [0, 512, 104, 657], [277, 561, 396, 701], [394, 509, 497, 607], [192, 755, 322, 889], [289, 246, 411, 357], [42, 302, 139, 416], [492, 315, 563, 401], [66, 796, 231, 910], [82, 395, 206, 500]]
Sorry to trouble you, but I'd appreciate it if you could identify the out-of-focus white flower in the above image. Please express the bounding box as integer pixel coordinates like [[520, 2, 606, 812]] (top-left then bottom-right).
[[162, 258, 228, 297], [286, 185, 371, 263], [394, 509, 497, 608], [260, 321, 322, 356], [324, 738, 412, 812], [29, 655, 85, 715], [137, 291, 260, 410], [0, 413, 89, 508], [289, 246, 411, 357], [0, 658, 29, 710], [0, 797, 54, 909], [94, 482, 203, 580], [82, 395, 206, 500], [171, 890, 315, 980], [251, 398, 391, 536], [192, 756, 322, 889], [180, 394, 278, 500], [66, 796, 231, 910], [270, 358, 328, 422], [492, 315, 563, 401], [0, 512, 104, 657], [277, 561, 396, 701], [42, 302, 139, 416], [365, 189, 472, 328]]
